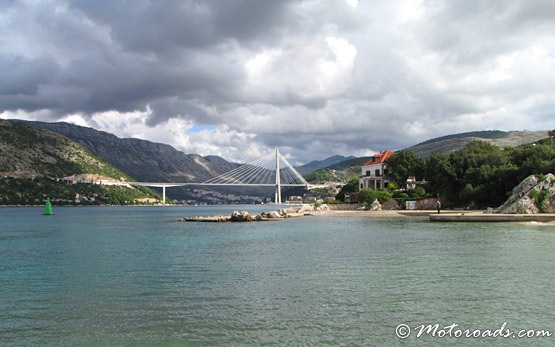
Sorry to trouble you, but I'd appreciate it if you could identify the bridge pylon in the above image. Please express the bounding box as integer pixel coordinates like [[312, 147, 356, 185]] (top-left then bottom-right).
[[129, 148, 308, 204], [275, 148, 282, 204]]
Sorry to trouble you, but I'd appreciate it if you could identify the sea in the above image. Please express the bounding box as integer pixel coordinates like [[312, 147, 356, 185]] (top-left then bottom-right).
[[1, 205, 555, 346]]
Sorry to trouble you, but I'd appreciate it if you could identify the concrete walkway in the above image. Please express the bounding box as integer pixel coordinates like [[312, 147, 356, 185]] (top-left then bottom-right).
[[429, 212, 555, 223]]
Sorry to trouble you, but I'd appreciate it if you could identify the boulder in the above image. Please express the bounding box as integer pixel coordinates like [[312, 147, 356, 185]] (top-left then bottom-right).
[[370, 199, 382, 211], [230, 211, 254, 222], [315, 204, 329, 211], [515, 196, 540, 214], [497, 173, 555, 214]]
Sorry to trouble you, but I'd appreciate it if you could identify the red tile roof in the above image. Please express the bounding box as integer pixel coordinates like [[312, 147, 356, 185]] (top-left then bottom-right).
[[362, 150, 395, 166]]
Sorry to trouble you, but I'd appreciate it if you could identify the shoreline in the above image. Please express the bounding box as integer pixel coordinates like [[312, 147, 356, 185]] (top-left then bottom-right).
[[3, 204, 554, 223], [318, 209, 555, 222], [313, 209, 439, 217]]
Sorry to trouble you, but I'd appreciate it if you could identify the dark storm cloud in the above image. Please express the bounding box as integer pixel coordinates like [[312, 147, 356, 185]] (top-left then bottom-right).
[[1, 1, 300, 115], [1, 0, 554, 163], [0, 55, 59, 96]]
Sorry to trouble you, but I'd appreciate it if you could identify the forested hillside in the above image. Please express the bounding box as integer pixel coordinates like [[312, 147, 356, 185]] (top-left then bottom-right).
[[385, 137, 555, 208], [0, 120, 158, 205]]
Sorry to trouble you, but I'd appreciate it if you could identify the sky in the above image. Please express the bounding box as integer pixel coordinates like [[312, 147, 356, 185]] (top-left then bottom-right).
[[1, 0, 555, 164]]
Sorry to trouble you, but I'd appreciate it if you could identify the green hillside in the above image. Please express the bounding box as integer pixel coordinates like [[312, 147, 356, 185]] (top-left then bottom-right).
[[0, 119, 129, 179], [0, 120, 159, 205], [414, 130, 508, 146]]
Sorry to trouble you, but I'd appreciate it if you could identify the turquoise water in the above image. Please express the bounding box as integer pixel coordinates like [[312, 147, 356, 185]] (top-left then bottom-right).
[[1, 206, 555, 346]]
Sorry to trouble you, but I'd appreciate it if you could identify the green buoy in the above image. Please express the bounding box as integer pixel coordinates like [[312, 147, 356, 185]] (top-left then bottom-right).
[[43, 198, 53, 216]]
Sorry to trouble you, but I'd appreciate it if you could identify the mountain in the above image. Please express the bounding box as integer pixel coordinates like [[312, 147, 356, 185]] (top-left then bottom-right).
[[1, 119, 128, 179], [326, 156, 373, 171], [20, 120, 239, 183], [407, 130, 548, 158], [0, 119, 158, 205], [305, 130, 550, 188], [296, 155, 356, 175]]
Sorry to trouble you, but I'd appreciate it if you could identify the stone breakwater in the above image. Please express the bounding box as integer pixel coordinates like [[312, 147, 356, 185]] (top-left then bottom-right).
[[181, 204, 329, 222]]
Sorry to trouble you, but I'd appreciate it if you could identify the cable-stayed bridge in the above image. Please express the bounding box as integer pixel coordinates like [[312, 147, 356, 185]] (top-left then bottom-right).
[[129, 149, 319, 204]]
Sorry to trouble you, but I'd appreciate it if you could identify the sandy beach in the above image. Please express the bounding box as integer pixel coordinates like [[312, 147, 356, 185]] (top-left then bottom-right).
[[320, 205, 440, 217], [311, 209, 418, 217]]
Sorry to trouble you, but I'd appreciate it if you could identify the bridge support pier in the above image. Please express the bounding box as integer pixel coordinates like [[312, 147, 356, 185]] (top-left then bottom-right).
[[275, 149, 282, 204], [162, 186, 166, 204], [275, 187, 282, 205]]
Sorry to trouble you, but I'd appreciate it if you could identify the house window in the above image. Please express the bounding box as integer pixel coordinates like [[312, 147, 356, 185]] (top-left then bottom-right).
[[366, 170, 370, 176], [375, 169, 381, 176]]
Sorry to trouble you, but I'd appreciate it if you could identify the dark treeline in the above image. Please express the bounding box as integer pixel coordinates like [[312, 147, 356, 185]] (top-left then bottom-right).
[[0, 177, 160, 206], [385, 137, 555, 208]]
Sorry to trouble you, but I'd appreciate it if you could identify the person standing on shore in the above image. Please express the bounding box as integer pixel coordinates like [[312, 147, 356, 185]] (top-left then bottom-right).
[[436, 198, 441, 214]]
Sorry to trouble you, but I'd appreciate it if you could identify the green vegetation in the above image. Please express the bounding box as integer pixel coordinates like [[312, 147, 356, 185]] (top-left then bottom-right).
[[385, 137, 555, 208], [304, 168, 358, 184], [357, 189, 392, 204], [0, 120, 130, 179], [334, 178, 359, 201], [0, 177, 160, 206], [415, 130, 508, 146], [304, 169, 337, 183], [384, 150, 425, 185], [0, 120, 158, 205]]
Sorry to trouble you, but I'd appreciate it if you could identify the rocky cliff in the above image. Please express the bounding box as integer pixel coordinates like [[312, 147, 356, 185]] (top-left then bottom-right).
[[496, 174, 555, 213]]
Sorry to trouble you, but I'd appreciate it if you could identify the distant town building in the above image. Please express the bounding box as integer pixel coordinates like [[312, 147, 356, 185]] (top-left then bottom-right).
[[359, 150, 395, 190], [406, 176, 416, 191], [286, 196, 303, 204], [344, 192, 358, 203]]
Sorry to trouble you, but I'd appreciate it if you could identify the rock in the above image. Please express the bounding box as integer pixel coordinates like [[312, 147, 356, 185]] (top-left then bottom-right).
[[515, 175, 540, 195], [315, 204, 329, 211], [370, 199, 382, 211], [382, 199, 400, 210], [260, 210, 282, 219], [230, 210, 254, 222], [182, 203, 325, 223], [497, 173, 555, 214], [515, 196, 540, 214]]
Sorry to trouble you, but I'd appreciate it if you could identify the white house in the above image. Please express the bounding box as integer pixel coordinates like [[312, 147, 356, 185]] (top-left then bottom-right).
[[359, 150, 395, 190]]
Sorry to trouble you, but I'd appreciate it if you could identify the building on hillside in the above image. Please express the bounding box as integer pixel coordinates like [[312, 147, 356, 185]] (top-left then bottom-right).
[[344, 192, 358, 203], [286, 196, 303, 204], [359, 150, 395, 190]]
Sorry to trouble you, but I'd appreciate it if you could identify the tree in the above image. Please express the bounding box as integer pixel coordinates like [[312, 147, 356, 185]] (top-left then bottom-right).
[[357, 189, 392, 204], [507, 143, 555, 181], [549, 129, 555, 146], [335, 178, 360, 201], [384, 150, 425, 186], [425, 152, 457, 202]]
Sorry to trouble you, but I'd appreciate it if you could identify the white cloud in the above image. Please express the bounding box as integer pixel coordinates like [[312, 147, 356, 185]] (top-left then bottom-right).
[[1, 0, 554, 164]]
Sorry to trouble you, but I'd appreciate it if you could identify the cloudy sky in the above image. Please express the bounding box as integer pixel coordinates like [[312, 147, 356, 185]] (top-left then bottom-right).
[[1, 0, 555, 164]]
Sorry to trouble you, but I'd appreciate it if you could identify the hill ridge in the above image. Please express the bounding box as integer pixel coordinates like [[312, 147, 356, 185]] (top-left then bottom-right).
[[18, 120, 239, 183]]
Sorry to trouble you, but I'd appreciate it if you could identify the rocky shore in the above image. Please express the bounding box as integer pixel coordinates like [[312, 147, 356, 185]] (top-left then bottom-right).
[[496, 173, 555, 214], [180, 204, 331, 222]]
